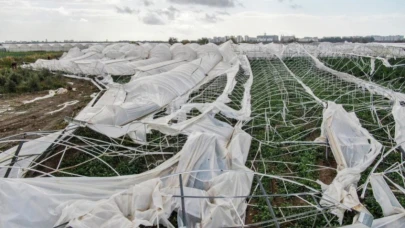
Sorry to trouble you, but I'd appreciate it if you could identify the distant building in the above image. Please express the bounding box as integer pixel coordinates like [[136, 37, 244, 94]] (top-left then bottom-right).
[[236, 35, 244, 43], [257, 34, 279, 42], [372, 35, 404, 42], [298, 37, 318, 42], [281, 35, 296, 42], [211, 37, 226, 43], [244, 36, 258, 43]]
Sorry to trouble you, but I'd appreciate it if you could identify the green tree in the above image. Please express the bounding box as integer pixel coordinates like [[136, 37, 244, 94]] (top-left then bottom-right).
[[197, 38, 209, 45], [168, 37, 178, 45], [181, 40, 190, 45], [228, 37, 237, 44]]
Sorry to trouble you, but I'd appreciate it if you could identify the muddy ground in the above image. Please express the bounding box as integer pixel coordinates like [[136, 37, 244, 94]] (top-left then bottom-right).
[[0, 79, 98, 139]]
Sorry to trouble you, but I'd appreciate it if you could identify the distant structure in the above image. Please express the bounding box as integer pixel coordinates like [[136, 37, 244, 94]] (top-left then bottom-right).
[[210, 36, 227, 43], [257, 33, 279, 42], [236, 35, 244, 43], [210, 34, 279, 44], [298, 37, 318, 42], [244, 36, 258, 43], [281, 35, 296, 43], [372, 35, 404, 42]]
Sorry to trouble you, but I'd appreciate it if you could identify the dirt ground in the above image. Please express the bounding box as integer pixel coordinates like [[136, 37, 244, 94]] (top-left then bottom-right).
[[0, 79, 98, 139]]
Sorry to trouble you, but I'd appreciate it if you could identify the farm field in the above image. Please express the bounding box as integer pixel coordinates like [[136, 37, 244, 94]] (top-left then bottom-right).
[[0, 52, 97, 139], [1, 42, 405, 227]]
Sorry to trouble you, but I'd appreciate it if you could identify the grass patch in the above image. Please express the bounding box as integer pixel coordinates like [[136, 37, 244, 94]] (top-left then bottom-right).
[[0, 68, 68, 94], [0, 51, 63, 69]]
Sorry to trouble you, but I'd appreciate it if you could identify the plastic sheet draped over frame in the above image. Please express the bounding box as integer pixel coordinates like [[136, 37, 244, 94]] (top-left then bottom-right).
[[27, 43, 172, 76], [0, 131, 69, 178], [369, 174, 405, 216], [317, 102, 382, 224], [79, 44, 223, 127], [392, 101, 405, 149], [342, 213, 405, 228], [83, 43, 252, 144], [132, 45, 197, 79], [0, 129, 253, 228]]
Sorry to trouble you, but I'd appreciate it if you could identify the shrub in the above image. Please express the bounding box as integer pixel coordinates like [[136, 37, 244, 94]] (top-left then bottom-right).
[[5, 79, 17, 93], [0, 68, 67, 94], [27, 75, 41, 92]]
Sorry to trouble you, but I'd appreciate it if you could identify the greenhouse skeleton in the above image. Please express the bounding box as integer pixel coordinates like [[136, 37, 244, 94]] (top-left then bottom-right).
[[1, 41, 405, 227]]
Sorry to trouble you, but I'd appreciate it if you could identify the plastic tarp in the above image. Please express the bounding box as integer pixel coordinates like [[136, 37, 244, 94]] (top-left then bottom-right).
[[317, 102, 382, 224], [78, 42, 253, 144], [392, 101, 405, 148], [78, 44, 223, 127], [60, 47, 84, 60], [0, 130, 74, 178], [133, 45, 197, 79], [27, 43, 161, 76], [369, 174, 405, 216], [342, 213, 405, 228], [0, 128, 253, 228]]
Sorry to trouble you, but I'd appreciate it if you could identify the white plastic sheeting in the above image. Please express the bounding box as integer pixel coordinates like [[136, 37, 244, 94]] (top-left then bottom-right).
[[77, 44, 172, 76], [0, 130, 74, 178], [3, 43, 99, 52], [317, 102, 382, 224], [369, 174, 405, 216], [392, 101, 405, 147], [0, 127, 253, 228], [75, 41, 252, 144], [77, 44, 224, 128], [27, 43, 171, 76], [342, 174, 405, 228], [132, 45, 198, 79], [342, 213, 405, 228]]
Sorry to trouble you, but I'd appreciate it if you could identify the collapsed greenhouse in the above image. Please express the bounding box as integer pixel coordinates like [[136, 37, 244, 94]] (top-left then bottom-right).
[[1, 41, 405, 227]]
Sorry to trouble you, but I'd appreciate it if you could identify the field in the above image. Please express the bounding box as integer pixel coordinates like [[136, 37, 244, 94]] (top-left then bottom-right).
[[1, 46, 405, 227], [0, 51, 63, 69], [0, 52, 97, 139]]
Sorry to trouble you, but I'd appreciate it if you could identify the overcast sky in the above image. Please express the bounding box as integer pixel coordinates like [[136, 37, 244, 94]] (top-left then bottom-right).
[[0, 0, 404, 42]]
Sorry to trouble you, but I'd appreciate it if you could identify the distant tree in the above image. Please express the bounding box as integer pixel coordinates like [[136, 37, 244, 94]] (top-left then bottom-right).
[[168, 37, 178, 45], [228, 37, 237, 44], [181, 40, 190, 45], [197, 38, 209, 45]]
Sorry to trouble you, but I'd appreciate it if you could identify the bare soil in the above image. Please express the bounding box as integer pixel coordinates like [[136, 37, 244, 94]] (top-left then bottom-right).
[[0, 79, 98, 139], [318, 159, 337, 185]]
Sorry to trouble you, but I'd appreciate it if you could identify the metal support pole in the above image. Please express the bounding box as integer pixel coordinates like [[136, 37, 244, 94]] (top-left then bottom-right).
[[256, 175, 280, 228], [179, 174, 187, 227], [4, 141, 25, 178]]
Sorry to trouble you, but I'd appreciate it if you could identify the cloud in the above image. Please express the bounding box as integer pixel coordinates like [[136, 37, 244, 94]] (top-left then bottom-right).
[[80, 18, 89, 22], [143, 0, 154, 6], [277, 0, 302, 9], [168, 0, 237, 8], [161, 6, 179, 20], [202, 13, 221, 23], [216, 11, 230, 16], [142, 13, 166, 25], [57, 7, 70, 16], [141, 6, 179, 24], [290, 4, 302, 9], [115, 6, 137, 14]]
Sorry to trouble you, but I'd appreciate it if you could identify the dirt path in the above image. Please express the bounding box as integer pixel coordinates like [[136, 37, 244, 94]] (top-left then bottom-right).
[[0, 79, 98, 138]]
